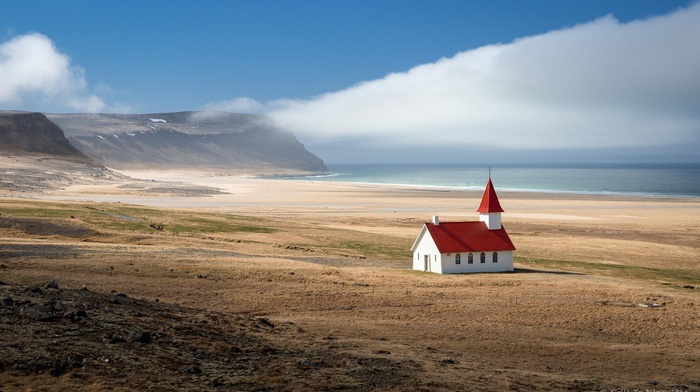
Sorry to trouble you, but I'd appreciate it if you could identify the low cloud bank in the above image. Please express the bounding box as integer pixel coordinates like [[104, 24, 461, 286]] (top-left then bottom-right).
[[0, 33, 105, 113], [250, 4, 700, 152]]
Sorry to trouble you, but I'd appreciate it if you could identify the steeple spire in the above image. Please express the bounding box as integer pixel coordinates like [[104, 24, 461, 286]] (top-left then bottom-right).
[[476, 178, 504, 213]]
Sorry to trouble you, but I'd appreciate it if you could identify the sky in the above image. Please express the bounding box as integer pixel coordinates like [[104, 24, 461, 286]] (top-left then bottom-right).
[[1, 0, 699, 164]]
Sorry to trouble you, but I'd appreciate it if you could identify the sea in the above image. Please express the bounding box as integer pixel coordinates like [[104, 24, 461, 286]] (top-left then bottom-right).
[[275, 163, 700, 198]]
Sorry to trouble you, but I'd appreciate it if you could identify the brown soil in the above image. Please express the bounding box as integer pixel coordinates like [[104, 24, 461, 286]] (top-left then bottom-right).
[[0, 183, 699, 391]]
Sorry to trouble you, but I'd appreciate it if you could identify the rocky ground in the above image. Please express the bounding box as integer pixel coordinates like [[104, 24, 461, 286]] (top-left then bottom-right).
[[0, 280, 421, 391]]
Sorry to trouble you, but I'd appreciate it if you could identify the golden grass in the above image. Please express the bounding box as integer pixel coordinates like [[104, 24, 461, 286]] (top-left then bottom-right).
[[1, 196, 700, 390]]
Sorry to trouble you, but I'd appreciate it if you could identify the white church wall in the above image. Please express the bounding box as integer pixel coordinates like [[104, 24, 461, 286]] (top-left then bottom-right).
[[440, 250, 514, 274], [412, 228, 441, 273]]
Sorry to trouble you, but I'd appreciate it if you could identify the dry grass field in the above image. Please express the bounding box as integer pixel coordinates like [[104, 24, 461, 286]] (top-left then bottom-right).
[[1, 176, 699, 391]]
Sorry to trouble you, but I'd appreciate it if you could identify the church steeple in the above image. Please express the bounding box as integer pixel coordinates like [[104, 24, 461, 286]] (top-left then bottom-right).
[[476, 178, 504, 213], [477, 177, 504, 230]]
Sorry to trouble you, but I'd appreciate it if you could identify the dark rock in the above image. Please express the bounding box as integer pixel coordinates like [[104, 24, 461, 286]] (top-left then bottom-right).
[[129, 331, 152, 344], [180, 364, 202, 374], [103, 333, 125, 344], [257, 317, 274, 328], [297, 359, 314, 368], [2, 297, 13, 307], [45, 280, 59, 290], [373, 350, 391, 355], [197, 274, 207, 279], [27, 287, 42, 294], [20, 305, 56, 321], [116, 293, 128, 298], [260, 345, 277, 355], [64, 309, 88, 320]]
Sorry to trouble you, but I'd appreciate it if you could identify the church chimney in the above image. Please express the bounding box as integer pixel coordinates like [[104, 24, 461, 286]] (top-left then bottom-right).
[[432, 215, 440, 226]]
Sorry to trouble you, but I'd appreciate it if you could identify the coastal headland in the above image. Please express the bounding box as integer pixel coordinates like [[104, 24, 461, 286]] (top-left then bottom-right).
[[1, 169, 699, 391]]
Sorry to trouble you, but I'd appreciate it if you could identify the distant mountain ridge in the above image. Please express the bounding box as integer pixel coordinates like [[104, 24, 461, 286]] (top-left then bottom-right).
[[47, 111, 327, 172], [0, 112, 97, 164]]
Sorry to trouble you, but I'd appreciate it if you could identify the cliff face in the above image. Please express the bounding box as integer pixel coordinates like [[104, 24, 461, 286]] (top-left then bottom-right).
[[49, 112, 327, 172], [0, 112, 96, 164]]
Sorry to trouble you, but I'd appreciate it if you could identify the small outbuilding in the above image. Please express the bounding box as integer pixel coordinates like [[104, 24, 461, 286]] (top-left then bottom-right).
[[411, 178, 515, 274]]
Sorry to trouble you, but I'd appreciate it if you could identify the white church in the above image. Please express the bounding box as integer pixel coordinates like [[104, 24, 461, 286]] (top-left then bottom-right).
[[411, 177, 516, 274]]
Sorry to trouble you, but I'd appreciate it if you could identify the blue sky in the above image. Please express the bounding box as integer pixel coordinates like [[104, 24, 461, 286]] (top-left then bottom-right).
[[1, 0, 699, 163]]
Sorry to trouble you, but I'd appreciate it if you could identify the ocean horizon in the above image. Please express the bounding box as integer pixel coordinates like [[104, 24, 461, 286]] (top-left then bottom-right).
[[273, 163, 700, 198]]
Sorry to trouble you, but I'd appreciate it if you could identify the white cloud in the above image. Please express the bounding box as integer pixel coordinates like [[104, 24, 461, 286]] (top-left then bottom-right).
[[0, 32, 105, 112], [265, 4, 700, 151]]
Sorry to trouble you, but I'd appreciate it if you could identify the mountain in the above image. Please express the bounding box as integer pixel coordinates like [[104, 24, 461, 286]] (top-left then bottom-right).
[[48, 111, 327, 172], [0, 111, 96, 164]]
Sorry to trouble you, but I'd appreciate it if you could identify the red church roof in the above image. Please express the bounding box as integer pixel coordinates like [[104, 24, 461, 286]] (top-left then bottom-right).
[[424, 221, 515, 253], [476, 179, 504, 213]]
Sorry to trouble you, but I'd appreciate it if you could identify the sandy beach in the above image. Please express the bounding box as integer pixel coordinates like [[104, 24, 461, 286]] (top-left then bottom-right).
[[2, 169, 700, 390]]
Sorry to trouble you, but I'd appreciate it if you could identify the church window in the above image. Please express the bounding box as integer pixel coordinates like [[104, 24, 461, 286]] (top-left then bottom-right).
[[480, 252, 485, 263], [455, 254, 461, 264], [468, 253, 473, 264], [492, 252, 498, 263]]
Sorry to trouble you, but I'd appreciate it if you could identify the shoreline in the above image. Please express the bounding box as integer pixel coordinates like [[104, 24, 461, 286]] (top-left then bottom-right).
[[259, 177, 700, 201], [291, 179, 700, 201], [119, 169, 700, 203], [267, 162, 700, 199], [17, 168, 696, 205]]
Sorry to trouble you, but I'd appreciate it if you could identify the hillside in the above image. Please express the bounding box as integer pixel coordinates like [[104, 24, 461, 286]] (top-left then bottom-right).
[[0, 112, 96, 164], [0, 112, 228, 195], [48, 111, 328, 172]]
